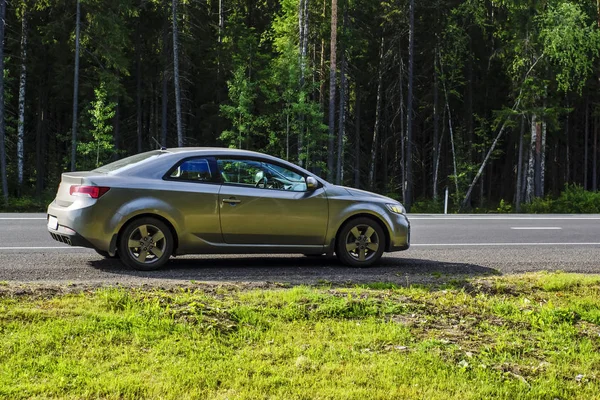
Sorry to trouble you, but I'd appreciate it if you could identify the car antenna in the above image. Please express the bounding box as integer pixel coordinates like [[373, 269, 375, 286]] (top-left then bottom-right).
[[151, 137, 167, 151]]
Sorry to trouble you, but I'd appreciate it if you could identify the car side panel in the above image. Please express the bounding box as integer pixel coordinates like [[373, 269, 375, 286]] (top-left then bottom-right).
[[106, 181, 222, 254], [323, 185, 410, 252]]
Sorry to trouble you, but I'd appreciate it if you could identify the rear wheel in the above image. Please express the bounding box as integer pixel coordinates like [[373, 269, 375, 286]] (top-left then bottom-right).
[[118, 217, 173, 271], [336, 217, 385, 267]]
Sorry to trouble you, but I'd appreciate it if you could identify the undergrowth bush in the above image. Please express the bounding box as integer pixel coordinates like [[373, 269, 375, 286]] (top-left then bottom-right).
[[523, 185, 600, 214], [0, 190, 56, 212], [411, 198, 444, 213]]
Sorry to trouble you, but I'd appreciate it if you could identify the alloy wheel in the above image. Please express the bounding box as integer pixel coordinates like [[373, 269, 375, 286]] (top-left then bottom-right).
[[126, 224, 167, 265], [344, 224, 380, 262]]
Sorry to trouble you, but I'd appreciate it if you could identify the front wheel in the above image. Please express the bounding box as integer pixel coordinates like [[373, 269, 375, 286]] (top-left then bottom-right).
[[118, 217, 174, 271], [336, 217, 385, 267]]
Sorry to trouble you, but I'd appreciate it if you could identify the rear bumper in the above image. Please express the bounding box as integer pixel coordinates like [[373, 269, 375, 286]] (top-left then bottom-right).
[[47, 199, 113, 252], [48, 224, 96, 248]]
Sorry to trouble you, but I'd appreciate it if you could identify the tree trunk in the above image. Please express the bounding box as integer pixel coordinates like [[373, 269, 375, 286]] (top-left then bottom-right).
[[161, 1, 169, 147], [136, 21, 143, 153], [438, 50, 459, 206], [0, 0, 6, 204], [368, 37, 384, 191], [17, 10, 27, 194], [541, 117, 547, 197], [540, 94, 549, 195], [218, 0, 224, 45], [534, 120, 542, 198], [354, 87, 360, 188], [526, 114, 537, 203], [298, 0, 309, 167], [595, 0, 600, 190], [319, 0, 326, 111], [35, 88, 47, 197], [460, 100, 521, 211], [405, 0, 414, 209], [398, 43, 406, 202], [327, 0, 338, 182], [432, 49, 440, 200], [113, 99, 120, 155], [71, 0, 81, 171], [584, 99, 589, 190], [286, 112, 290, 160], [594, 116, 598, 191], [172, 0, 184, 146], [336, 11, 347, 185], [336, 51, 346, 184], [515, 116, 525, 212]]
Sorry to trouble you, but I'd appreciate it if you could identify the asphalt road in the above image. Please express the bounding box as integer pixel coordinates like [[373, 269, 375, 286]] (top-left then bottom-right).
[[0, 213, 599, 286]]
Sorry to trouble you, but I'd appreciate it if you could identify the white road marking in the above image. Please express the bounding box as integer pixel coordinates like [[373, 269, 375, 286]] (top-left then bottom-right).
[[409, 216, 600, 220], [0, 218, 46, 220], [0, 246, 85, 250], [510, 227, 562, 230], [411, 242, 599, 246]]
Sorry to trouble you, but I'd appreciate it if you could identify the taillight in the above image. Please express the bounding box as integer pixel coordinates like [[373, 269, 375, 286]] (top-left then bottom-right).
[[69, 185, 111, 199]]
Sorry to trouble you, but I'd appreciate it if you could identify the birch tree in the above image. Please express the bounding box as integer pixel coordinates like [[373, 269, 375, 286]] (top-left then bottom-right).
[[71, 0, 81, 171], [404, 0, 414, 210], [368, 37, 384, 191], [172, 0, 183, 146], [17, 6, 28, 193], [327, 0, 337, 182]]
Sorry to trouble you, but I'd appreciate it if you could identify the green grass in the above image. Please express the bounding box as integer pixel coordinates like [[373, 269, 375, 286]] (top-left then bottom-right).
[[1, 272, 600, 399]]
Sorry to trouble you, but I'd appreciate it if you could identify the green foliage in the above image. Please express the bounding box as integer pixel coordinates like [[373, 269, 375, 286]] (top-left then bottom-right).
[[539, 2, 600, 94], [495, 199, 512, 214], [220, 65, 264, 149], [411, 198, 444, 214], [0, 193, 54, 212], [219, 0, 327, 167], [77, 82, 117, 170], [523, 185, 600, 214]]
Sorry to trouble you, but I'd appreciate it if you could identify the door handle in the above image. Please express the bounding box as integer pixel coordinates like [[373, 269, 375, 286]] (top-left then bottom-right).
[[222, 198, 241, 204]]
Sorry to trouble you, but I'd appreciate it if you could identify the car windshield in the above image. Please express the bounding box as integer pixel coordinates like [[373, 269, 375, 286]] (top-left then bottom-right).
[[93, 151, 165, 173], [265, 164, 305, 183]]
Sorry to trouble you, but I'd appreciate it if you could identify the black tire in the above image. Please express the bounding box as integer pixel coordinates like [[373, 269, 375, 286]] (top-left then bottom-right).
[[118, 217, 174, 271], [95, 249, 118, 259], [335, 217, 385, 267]]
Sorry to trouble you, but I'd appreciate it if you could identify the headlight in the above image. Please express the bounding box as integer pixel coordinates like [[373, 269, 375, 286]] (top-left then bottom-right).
[[386, 203, 406, 214]]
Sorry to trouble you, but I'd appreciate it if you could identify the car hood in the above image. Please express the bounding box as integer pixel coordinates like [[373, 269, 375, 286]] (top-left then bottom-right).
[[336, 185, 399, 204]]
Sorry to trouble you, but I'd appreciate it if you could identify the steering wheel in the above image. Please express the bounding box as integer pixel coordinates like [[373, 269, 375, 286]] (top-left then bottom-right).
[[255, 176, 268, 188]]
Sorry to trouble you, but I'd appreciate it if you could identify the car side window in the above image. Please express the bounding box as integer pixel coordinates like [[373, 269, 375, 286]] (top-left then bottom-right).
[[217, 159, 308, 192], [170, 158, 214, 182]]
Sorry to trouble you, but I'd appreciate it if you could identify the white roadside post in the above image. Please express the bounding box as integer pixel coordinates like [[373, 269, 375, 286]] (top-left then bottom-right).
[[444, 187, 449, 215]]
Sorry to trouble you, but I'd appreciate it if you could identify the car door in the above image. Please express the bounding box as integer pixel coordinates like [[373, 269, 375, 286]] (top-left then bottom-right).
[[216, 157, 328, 245], [162, 156, 223, 251]]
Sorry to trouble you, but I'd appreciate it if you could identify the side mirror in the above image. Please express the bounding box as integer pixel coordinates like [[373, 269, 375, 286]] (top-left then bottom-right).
[[306, 176, 318, 191]]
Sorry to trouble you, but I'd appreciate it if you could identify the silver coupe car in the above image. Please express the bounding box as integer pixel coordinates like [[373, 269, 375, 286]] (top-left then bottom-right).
[[47, 148, 410, 270]]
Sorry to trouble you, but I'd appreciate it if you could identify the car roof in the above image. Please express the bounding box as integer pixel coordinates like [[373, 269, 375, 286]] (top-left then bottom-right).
[[163, 147, 264, 156], [115, 147, 329, 185]]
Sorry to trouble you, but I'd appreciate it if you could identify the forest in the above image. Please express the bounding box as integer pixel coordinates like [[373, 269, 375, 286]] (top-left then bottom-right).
[[0, 0, 599, 212]]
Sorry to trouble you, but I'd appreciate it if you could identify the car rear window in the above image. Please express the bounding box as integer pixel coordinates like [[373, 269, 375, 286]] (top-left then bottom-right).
[[93, 151, 165, 173]]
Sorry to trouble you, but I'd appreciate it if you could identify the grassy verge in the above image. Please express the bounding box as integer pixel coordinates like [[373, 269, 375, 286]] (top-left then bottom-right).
[[1, 272, 599, 399]]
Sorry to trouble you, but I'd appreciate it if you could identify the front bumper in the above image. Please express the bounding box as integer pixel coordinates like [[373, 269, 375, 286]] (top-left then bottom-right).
[[388, 214, 410, 251]]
